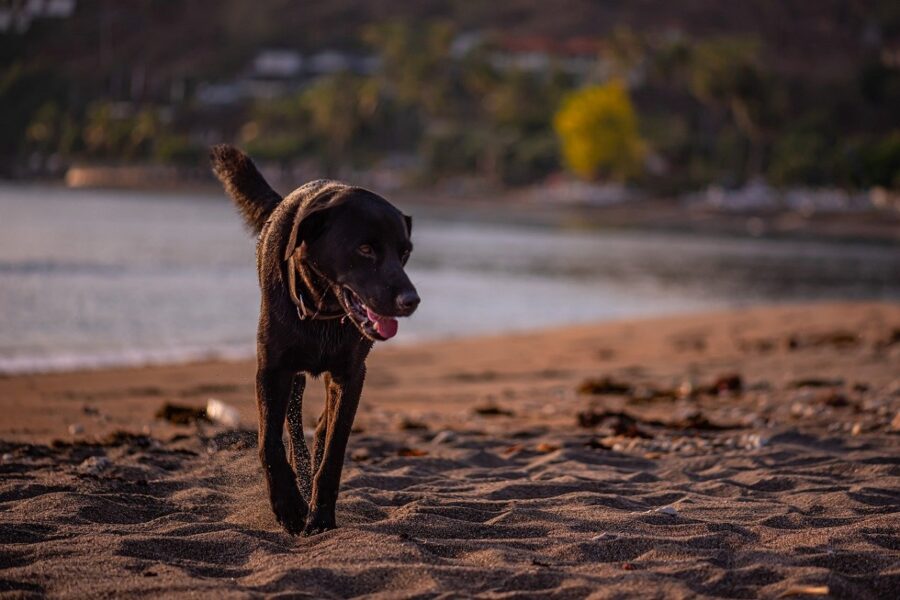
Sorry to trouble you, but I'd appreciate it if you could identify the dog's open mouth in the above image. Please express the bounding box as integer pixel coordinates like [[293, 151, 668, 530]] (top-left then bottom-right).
[[340, 287, 399, 341]]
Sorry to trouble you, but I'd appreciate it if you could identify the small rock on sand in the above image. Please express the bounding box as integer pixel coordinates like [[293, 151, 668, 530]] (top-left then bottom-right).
[[650, 505, 678, 516], [431, 430, 455, 444], [78, 456, 111, 475]]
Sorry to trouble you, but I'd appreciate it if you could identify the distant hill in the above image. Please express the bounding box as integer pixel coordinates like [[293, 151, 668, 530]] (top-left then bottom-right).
[[12, 0, 899, 101]]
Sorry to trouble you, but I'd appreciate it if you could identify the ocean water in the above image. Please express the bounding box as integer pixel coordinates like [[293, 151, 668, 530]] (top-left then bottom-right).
[[1, 183, 898, 374]]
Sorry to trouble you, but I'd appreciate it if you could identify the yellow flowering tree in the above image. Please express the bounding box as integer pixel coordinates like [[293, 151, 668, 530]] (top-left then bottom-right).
[[553, 81, 645, 181]]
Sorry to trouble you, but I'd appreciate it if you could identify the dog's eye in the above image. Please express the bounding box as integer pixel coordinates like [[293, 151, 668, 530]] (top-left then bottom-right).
[[358, 244, 375, 258]]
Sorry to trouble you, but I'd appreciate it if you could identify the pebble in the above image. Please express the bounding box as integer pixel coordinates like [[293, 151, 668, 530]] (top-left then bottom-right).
[[652, 505, 678, 516], [891, 412, 900, 432], [68, 423, 84, 435], [431, 430, 456, 444], [78, 456, 110, 475], [1, 453, 13, 463]]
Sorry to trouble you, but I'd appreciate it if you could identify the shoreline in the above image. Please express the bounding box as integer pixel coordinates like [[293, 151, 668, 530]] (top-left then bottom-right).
[[5, 178, 899, 245], [2, 301, 896, 444]]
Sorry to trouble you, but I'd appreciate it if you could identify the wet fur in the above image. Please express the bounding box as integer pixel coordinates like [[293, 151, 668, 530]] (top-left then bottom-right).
[[211, 144, 416, 535]]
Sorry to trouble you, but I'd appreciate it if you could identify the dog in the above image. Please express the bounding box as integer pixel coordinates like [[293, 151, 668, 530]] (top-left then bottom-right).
[[210, 145, 419, 535]]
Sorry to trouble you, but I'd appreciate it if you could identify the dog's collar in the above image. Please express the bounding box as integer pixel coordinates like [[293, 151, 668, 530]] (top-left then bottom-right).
[[286, 252, 346, 321]]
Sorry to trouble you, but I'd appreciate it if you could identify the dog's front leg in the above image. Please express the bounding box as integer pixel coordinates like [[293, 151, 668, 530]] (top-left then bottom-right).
[[286, 373, 314, 501], [303, 369, 364, 535], [257, 366, 308, 534]]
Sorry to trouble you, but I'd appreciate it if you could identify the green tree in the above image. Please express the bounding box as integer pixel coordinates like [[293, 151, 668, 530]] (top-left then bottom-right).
[[687, 37, 774, 178], [363, 20, 457, 119], [553, 81, 645, 181]]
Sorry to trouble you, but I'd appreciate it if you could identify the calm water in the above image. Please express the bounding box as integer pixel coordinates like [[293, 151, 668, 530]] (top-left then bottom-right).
[[1, 183, 898, 374]]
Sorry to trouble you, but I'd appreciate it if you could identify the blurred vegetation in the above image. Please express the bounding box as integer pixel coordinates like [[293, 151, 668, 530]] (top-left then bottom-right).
[[2, 4, 899, 192], [554, 82, 645, 181]]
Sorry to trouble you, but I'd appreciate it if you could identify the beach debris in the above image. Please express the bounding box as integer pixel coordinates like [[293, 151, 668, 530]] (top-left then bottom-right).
[[629, 385, 677, 402], [206, 398, 240, 427], [777, 585, 829, 598], [708, 373, 743, 394], [431, 430, 455, 444], [155, 402, 209, 425], [350, 449, 371, 462], [577, 377, 631, 395], [621, 562, 637, 570], [790, 402, 816, 419], [450, 370, 499, 382], [535, 442, 559, 453], [817, 390, 850, 407], [78, 456, 110, 475], [677, 380, 695, 399], [891, 412, 900, 432], [609, 414, 653, 438], [788, 331, 859, 350], [396, 417, 428, 431], [789, 377, 844, 389], [581, 373, 743, 403], [102, 430, 154, 448], [68, 423, 84, 435], [670, 334, 707, 353], [669, 410, 738, 431], [1, 453, 13, 463], [738, 337, 778, 354], [851, 422, 864, 436], [578, 407, 733, 433], [397, 447, 428, 457], [652, 505, 678, 516], [596, 348, 616, 361], [473, 403, 514, 417], [875, 327, 900, 349], [585, 435, 630, 452], [591, 532, 618, 541], [577, 408, 628, 428]]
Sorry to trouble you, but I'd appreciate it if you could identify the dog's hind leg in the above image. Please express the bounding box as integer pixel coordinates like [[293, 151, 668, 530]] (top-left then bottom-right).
[[286, 373, 314, 502], [257, 365, 309, 534], [304, 369, 364, 535]]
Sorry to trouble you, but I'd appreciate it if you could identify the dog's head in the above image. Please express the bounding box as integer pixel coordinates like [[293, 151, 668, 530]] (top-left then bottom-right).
[[286, 186, 419, 341]]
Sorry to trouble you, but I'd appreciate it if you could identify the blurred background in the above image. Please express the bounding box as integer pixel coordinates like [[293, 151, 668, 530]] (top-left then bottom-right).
[[1, 0, 899, 374]]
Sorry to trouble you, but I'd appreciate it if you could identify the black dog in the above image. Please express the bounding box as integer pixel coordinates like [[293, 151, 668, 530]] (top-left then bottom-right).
[[211, 145, 419, 535]]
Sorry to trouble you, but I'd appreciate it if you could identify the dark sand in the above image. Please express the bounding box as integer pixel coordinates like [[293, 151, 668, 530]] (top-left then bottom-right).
[[1, 302, 899, 598]]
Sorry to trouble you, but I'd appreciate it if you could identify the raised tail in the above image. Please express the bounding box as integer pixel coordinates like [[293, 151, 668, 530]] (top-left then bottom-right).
[[210, 144, 282, 234]]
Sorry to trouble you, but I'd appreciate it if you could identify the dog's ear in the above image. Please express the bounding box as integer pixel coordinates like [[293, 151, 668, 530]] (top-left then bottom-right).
[[403, 214, 412, 237], [284, 189, 345, 261]]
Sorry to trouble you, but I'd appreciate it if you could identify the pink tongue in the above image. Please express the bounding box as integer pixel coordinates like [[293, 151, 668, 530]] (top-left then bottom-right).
[[365, 307, 399, 339]]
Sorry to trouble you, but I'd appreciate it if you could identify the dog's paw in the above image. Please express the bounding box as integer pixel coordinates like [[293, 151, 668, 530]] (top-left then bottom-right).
[[303, 508, 337, 536], [270, 486, 308, 535], [274, 505, 306, 535]]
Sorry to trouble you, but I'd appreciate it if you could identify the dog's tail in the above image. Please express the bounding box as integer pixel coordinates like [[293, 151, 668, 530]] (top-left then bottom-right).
[[210, 144, 282, 234]]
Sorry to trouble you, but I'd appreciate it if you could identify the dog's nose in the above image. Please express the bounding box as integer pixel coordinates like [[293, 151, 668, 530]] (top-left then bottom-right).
[[396, 290, 420, 312]]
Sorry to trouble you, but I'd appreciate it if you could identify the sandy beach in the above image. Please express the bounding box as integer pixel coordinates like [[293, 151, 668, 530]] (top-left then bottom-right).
[[1, 302, 898, 598]]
